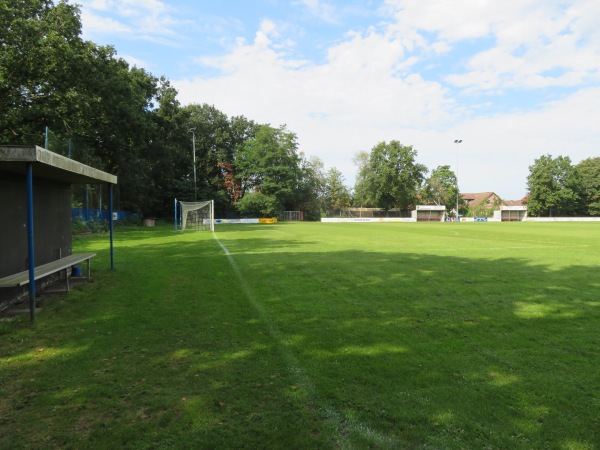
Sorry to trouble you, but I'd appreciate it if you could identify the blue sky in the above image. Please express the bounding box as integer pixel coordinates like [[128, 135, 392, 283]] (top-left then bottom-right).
[[78, 0, 600, 200]]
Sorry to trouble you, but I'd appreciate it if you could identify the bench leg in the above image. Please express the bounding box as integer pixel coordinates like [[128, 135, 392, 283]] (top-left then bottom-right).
[[66, 268, 70, 292]]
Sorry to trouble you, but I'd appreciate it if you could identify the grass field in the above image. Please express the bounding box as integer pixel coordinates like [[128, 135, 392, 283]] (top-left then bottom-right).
[[1, 222, 599, 449]]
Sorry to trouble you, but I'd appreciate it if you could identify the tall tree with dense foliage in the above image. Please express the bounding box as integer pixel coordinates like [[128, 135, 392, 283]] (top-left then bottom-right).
[[0, 1, 377, 221], [323, 168, 351, 216], [353, 141, 427, 212], [291, 155, 326, 220], [577, 157, 600, 216], [526, 155, 585, 216], [0, 0, 166, 214], [144, 78, 191, 216], [183, 104, 235, 207], [1, 0, 88, 142], [86, 59, 159, 213], [235, 125, 301, 217], [421, 165, 459, 213], [352, 151, 373, 207]]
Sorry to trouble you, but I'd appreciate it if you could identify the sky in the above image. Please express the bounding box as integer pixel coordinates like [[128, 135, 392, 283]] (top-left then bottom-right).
[[77, 0, 600, 200]]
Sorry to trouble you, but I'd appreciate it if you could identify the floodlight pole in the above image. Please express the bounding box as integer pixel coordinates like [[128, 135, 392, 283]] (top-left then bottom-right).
[[454, 139, 462, 220], [189, 128, 197, 201]]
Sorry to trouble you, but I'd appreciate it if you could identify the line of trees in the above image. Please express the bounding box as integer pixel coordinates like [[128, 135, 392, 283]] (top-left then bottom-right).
[[527, 155, 600, 217], [353, 144, 600, 218], [2, 1, 599, 219], [2, 0, 359, 219]]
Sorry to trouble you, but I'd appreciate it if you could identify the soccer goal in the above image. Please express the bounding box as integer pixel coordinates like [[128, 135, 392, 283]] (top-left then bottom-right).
[[281, 211, 303, 221], [175, 199, 214, 232]]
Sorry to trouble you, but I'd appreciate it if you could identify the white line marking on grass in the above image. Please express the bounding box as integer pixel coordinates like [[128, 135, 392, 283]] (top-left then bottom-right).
[[214, 233, 399, 448]]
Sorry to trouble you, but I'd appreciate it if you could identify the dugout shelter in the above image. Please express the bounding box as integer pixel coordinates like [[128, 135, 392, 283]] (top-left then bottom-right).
[[493, 205, 528, 221], [412, 205, 446, 222], [0, 145, 118, 321]]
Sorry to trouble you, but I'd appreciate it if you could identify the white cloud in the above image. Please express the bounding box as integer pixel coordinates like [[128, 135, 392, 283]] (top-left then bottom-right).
[[418, 87, 600, 199], [78, 0, 183, 44], [382, 0, 600, 92], [120, 54, 152, 70], [78, 0, 598, 199], [81, 9, 133, 36], [295, 0, 339, 23], [174, 22, 454, 191], [173, 2, 600, 200]]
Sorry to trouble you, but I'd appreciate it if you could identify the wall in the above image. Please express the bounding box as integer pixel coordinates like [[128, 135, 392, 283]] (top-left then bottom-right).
[[527, 217, 600, 222], [0, 171, 71, 278]]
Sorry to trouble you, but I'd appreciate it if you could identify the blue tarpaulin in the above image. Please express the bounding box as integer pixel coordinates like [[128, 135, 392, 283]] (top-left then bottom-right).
[[72, 208, 140, 222]]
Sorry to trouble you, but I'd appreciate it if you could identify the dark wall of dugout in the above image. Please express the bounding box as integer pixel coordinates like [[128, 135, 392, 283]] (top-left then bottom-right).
[[0, 171, 72, 279]]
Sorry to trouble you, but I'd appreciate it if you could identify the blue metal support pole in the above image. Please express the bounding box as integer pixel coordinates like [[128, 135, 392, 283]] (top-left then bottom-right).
[[109, 184, 115, 271], [26, 163, 36, 322], [174, 198, 177, 232]]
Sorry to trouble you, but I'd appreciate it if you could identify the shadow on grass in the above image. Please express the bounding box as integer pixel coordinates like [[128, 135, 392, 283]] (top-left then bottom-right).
[[1, 230, 598, 449]]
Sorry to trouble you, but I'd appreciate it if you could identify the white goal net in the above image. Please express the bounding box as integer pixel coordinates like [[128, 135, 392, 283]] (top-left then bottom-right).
[[178, 200, 214, 232]]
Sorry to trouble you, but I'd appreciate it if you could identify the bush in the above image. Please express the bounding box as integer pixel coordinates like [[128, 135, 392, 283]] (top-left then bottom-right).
[[71, 216, 108, 234], [87, 219, 108, 233], [235, 192, 281, 217], [71, 216, 90, 234]]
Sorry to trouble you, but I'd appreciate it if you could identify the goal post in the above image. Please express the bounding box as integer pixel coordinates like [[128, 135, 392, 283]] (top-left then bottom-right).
[[175, 199, 214, 232]]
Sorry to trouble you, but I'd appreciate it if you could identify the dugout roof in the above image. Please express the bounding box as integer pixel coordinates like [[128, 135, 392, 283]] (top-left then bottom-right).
[[0, 145, 117, 185]]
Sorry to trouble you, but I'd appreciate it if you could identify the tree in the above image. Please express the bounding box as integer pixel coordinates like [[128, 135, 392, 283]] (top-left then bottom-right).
[[185, 104, 233, 194], [217, 115, 258, 214], [0, 0, 170, 214], [235, 191, 281, 217], [235, 125, 301, 217], [323, 168, 351, 216], [526, 155, 585, 217], [218, 161, 243, 204], [144, 77, 191, 216], [291, 155, 326, 220], [352, 151, 374, 207], [577, 157, 600, 216], [353, 141, 427, 212], [421, 165, 458, 213], [0, 0, 88, 143]]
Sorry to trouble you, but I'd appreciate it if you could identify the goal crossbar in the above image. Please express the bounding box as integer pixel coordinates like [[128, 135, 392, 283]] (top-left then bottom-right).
[[175, 199, 214, 232]]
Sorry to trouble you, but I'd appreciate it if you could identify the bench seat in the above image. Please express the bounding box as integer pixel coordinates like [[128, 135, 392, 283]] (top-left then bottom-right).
[[0, 253, 96, 288]]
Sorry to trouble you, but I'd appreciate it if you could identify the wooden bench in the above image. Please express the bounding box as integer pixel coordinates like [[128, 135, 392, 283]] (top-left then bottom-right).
[[0, 253, 96, 292]]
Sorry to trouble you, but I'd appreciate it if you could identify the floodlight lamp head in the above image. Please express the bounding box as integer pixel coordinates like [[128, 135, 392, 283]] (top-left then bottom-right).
[[454, 139, 462, 143]]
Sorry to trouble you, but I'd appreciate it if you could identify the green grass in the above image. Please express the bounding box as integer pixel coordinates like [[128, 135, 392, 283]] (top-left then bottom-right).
[[1, 222, 599, 449]]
